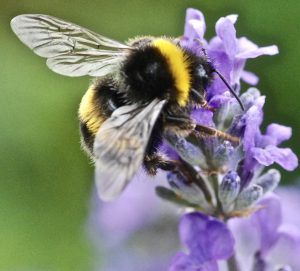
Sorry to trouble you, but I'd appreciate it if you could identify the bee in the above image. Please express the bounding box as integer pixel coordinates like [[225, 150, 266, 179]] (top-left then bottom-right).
[[11, 14, 243, 201]]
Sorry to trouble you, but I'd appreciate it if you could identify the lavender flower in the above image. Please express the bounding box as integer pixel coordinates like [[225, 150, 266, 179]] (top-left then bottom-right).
[[169, 213, 234, 271], [239, 93, 298, 186], [229, 190, 300, 271], [181, 8, 279, 98], [160, 8, 298, 270], [160, 9, 298, 218]]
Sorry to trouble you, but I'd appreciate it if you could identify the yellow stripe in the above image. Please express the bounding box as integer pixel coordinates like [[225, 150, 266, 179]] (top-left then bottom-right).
[[78, 85, 104, 135], [152, 39, 191, 107]]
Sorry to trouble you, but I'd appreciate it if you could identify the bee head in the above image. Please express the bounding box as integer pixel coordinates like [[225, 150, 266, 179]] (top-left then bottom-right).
[[188, 58, 214, 106]]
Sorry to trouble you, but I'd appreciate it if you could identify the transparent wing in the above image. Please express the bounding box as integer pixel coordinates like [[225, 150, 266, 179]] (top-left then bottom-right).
[[94, 99, 166, 201], [10, 14, 131, 77]]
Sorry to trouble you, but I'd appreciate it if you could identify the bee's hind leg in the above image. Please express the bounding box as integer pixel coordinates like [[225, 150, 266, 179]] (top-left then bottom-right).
[[143, 153, 176, 176]]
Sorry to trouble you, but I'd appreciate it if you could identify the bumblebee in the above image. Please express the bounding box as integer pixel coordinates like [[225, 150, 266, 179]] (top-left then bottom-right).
[[11, 14, 243, 201]]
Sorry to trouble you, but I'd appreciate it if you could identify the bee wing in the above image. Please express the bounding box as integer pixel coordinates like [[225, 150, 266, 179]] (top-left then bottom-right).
[[10, 14, 132, 77], [93, 99, 166, 201]]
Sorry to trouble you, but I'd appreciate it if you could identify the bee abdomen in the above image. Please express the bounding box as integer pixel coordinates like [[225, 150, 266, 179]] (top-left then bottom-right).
[[80, 121, 95, 155], [78, 77, 126, 155], [79, 84, 105, 136]]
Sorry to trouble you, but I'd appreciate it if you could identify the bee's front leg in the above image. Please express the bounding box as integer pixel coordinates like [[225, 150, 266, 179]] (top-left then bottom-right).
[[164, 113, 240, 144], [164, 114, 196, 137]]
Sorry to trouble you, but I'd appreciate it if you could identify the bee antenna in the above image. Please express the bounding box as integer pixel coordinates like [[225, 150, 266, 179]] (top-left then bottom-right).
[[213, 69, 245, 111]]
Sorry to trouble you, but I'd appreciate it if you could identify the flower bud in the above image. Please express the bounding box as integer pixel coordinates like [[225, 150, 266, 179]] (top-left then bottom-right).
[[167, 172, 207, 206], [240, 87, 261, 110], [235, 184, 263, 210], [167, 134, 206, 167], [213, 95, 234, 128], [219, 171, 240, 206], [213, 141, 234, 167], [256, 169, 281, 194], [228, 114, 246, 137]]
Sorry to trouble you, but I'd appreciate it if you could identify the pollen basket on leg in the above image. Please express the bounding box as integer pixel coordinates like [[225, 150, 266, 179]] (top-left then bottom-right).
[[79, 86, 104, 136], [152, 39, 191, 107]]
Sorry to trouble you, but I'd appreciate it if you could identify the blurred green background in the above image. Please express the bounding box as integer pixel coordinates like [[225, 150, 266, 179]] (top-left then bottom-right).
[[0, 0, 299, 270]]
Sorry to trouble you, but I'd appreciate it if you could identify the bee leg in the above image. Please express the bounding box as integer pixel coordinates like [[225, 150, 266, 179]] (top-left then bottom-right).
[[143, 153, 176, 175], [164, 115, 195, 136], [165, 115, 240, 144], [200, 101, 216, 112], [190, 90, 216, 111], [193, 124, 240, 144]]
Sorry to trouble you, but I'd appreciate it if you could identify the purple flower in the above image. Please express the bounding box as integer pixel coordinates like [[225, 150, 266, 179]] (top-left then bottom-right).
[[181, 9, 279, 99], [277, 182, 300, 227], [177, 8, 295, 213], [209, 15, 278, 96], [181, 8, 207, 54], [159, 9, 297, 218], [190, 108, 214, 127], [240, 91, 298, 186], [229, 191, 300, 271], [169, 213, 234, 271]]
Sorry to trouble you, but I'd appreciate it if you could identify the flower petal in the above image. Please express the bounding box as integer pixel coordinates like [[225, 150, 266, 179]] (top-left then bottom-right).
[[206, 219, 235, 260], [206, 48, 233, 97], [277, 185, 300, 228], [96, 172, 175, 245], [226, 14, 238, 24], [215, 15, 237, 59], [237, 37, 259, 54], [266, 123, 292, 145], [191, 108, 214, 126], [160, 141, 180, 160], [268, 231, 300, 270], [168, 252, 218, 271], [181, 8, 207, 52], [237, 44, 279, 59], [168, 253, 196, 271], [208, 93, 232, 108], [243, 96, 265, 153], [184, 8, 206, 39], [251, 196, 282, 255], [179, 213, 234, 262], [241, 70, 259, 85], [253, 146, 298, 171]]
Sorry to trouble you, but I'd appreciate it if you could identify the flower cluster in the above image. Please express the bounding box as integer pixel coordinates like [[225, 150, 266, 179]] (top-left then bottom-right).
[[158, 8, 297, 215], [88, 8, 299, 271], [162, 8, 298, 270]]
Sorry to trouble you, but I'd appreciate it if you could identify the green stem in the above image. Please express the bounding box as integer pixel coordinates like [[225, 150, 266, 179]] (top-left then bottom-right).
[[209, 174, 224, 217]]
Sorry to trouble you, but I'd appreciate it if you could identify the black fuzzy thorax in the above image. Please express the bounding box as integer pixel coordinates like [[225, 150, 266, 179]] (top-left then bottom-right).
[[120, 45, 175, 104]]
